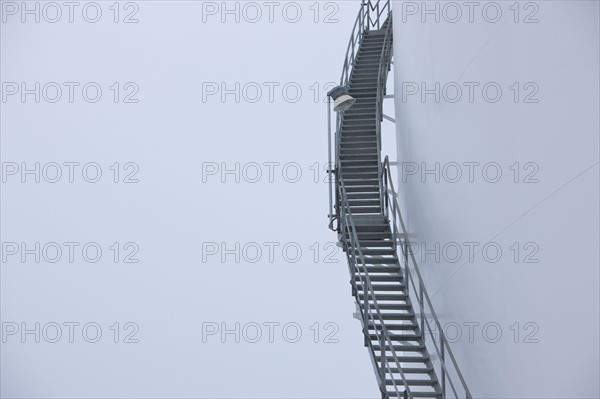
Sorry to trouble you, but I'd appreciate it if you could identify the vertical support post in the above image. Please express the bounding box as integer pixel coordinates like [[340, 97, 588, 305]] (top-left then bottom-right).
[[404, 233, 409, 288], [419, 284, 425, 335], [380, 331, 387, 397], [441, 339, 446, 397], [334, 109, 340, 230], [327, 96, 333, 228]]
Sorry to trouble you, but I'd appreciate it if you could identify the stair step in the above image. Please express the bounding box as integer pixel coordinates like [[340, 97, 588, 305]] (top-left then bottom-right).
[[352, 65, 380, 71], [350, 72, 379, 78], [354, 58, 381, 63], [340, 157, 379, 162], [350, 101, 377, 107], [359, 45, 385, 51], [360, 293, 409, 301], [342, 117, 376, 124], [356, 283, 404, 291], [345, 207, 381, 214], [353, 58, 381, 64], [354, 264, 399, 272], [343, 180, 379, 187], [347, 199, 380, 206], [384, 367, 433, 374], [368, 322, 416, 331], [357, 48, 384, 55], [340, 160, 379, 167], [351, 65, 379, 71], [347, 194, 381, 201], [363, 303, 411, 310], [340, 137, 377, 144], [343, 185, 380, 193], [362, 36, 386, 41], [340, 137, 376, 143], [355, 258, 397, 266], [342, 126, 377, 133], [339, 156, 378, 162], [353, 255, 396, 263], [387, 391, 442, 399], [339, 149, 378, 155], [371, 313, 416, 321], [342, 168, 379, 175], [378, 354, 429, 363], [344, 179, 379, 185], [340, 136, 377, 143], [350, 99, 377, 105], [346, 237, 392, 244], [357, 48, 384, 54], [353, 240, 394, 248], [386, 390, 442, 398], [349, 78, 378, 84], [369, 334, 422, 342], [341, 130, 376, 136], [341, 142, 377, 149], [348, 87, 377, 94], [345, 233, 391, 241], [353, 224, 390, 232], [346, 226, 389, 232], [349, 89, 378, 95], [355, 59, 383, 65], [339, 172, 379, 179], [354, 262, 399, 272], [385, 379, 436, 386], [344, 107, 375, 113], [350, 72, 379, 77], [352, 248, 394, 256], [342, 176, 380, 183], [349, 80, 378, 86], [348, 84, 378, 90], [341, 134, 377, 141], [343, 114, 376, 121], [343, 110, 376, 116], [356, 274, 401, 282], [339, 171, 379, 176]]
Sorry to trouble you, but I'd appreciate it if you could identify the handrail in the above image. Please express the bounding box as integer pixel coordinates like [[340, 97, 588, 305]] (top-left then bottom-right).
[[330, 0, 392, 230], [338, 178, 413, 398], [327, 1, 472, 396], [382, 156, 473, 399], [339, 0, 391, 87], [334, 3, 425, 396], [375, 14, 393, 215]]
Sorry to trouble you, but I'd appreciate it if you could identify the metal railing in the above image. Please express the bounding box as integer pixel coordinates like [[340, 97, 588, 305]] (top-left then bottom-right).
[[328, 0, 392, 231], [338, 178, 413, 398], [382, 156, 473, 399], [340, 0, 392, 87], [375, 13, 394, 214], [326, 1, 472, 397]]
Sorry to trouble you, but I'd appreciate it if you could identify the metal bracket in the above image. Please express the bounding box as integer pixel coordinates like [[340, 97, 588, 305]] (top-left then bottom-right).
[[383, 114, 396, 123]]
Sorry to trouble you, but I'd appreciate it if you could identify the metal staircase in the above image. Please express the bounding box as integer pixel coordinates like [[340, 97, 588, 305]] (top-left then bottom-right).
[[326, 2, 472, 398]]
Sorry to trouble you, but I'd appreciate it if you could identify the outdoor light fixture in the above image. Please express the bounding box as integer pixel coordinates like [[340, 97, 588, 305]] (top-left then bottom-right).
[[328, 85, 355, 113], [326, 85, 354, 232]]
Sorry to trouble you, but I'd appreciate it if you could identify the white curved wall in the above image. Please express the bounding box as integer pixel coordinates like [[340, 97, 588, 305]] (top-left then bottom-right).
[[391, 1, 599, 397]]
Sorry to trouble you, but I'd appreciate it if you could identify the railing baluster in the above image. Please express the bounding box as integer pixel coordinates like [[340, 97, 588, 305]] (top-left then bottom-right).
[[419, 283, 424, 336], [441, 340, 446, 397]]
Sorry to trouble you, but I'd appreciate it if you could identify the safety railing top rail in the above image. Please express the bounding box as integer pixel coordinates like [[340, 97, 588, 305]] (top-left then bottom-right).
[[375, 14, 393, 210], [382, 156, 473, 399], [340, 0, 391, 87], [330, 0, 392, 230], [337, 177, 413, 398]]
